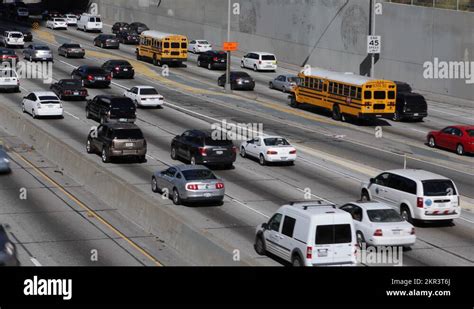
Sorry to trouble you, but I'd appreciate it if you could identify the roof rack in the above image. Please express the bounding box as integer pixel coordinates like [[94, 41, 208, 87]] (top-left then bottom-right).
[[288, 200, 336, 210]]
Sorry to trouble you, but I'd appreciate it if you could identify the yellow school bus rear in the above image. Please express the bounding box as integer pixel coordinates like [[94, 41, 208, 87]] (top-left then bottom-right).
[[360, 80, 396, 118]]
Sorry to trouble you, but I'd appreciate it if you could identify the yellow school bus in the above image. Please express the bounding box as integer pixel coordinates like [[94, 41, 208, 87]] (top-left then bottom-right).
[[290, 68, 396, 121], [136, 30, 188, 66]]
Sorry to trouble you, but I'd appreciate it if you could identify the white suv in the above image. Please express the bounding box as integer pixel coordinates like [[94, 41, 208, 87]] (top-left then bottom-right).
[[361, 169, 461, 223], [77, 14, 103, 32], [0, 68, 20, 93], [2, 31, 24, 48], [241, 52, 277, 72], [254, 200, 357, 266]]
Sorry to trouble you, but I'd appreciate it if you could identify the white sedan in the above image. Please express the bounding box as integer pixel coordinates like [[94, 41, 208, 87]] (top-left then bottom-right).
[[188, 40, 212, 53], [64, 14, 78, 25], [240, 136, 296, 165], [46, 18, 68, 30], [21, 91, 63, 119], [340, 201, 416, 248], [123, 86, 164, 108]]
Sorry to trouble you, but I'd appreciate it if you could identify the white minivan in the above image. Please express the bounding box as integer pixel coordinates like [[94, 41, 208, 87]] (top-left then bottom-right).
[[255, 201, 357, 266], [241, 52, 277, 72], [77, 14, 103, 32], [361, 169, 461, 223]]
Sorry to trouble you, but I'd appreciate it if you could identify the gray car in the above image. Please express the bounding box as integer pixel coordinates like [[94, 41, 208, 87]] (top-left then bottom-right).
[[269, 74, 298, 93], [0, 225, 19, 266], [151, 165, 225, 205], [0, 148, 11, 174], [23, 44, 53, 62]]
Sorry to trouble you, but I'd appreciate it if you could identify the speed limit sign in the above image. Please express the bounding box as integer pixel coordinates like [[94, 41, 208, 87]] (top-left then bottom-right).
[[367, 35, 381, 54]]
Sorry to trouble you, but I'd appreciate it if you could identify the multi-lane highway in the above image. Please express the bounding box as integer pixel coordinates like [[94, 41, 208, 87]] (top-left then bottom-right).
[[0, 20, 473, 266]]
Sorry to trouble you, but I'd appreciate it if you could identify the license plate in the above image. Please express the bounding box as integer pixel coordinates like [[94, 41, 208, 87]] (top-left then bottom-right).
[[48, 105, 54, 108], [123, 69, 128, 71], [73, 92, 79, 95], [244, 80, 249, 83], [414, 113, 419, 116], [119, 118, 127, 122], [125, 142, 134, 147], [216, 151, 223, 155], [97, 77, 104, 80], [317, 249, 328, 257], [204, 193, 211, 198], [393, 230, 400, 235], [280, 157, 287, 160]]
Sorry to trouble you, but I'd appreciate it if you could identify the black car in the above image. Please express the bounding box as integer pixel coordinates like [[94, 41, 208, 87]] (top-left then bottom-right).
[[129, 22, 149, 34], [116, 30, 139, 44], [217, 71, 255, 90], [50, 79, 88, 100], [0, 48, 18, 65], [58, 43, 85, 58], [197, 50, 227, 70], [93, 34, 120, 49], [71, 66, 111, 88], [86, 95, 136, 124], [171, 130, 237, 168], [86, 123, 147, 163], [0, 225, 19, 266], [111, 22, 129, 34], [393, 92, 428, 121], [101, 60, 134, 79]]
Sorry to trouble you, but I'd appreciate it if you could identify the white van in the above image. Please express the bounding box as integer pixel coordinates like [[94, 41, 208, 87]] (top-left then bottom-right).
[[241, 52, 277, 71], [0, 68, 20, 93], [254, 201, 357, 266], [77, 14, 103, 32], [361, 169, 461, 223]]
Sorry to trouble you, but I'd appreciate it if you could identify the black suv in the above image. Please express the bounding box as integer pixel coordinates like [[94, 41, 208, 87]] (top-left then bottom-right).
[[171, 130, 237, 168], [129, 22, 149, 34], [392, 81, 428, 121], [217, 71, 255, 90], [116, 29, 139, 44], [87, 123, 147, 163], [197, 50, 227, 70], [101, 60, 134, 79], [86, 95, 136, 124], [71, 65, 111, 88], [111, 22, 129, 34], [50, 79, 88, 100]]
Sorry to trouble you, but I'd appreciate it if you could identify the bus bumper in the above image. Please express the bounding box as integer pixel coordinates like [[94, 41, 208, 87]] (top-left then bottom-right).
[[359, 113, 393, 119]]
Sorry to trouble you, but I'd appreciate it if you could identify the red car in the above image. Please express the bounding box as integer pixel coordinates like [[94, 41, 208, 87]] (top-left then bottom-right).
[[427, 125, 474, 155]]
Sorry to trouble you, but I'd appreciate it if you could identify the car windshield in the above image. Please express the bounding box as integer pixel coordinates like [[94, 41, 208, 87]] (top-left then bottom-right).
[[95, 17, 102, 22], [262, 55, 276, 61], [113, 129, 143, 139], [104, 35, 115, 39], [111, 61, 130, 66], [232, 72, 249, 78], [111, 98, 134, 108], [39, 96, 59, 101], [10, 33, 23, 38], [36, 46, 50, 51], [62, 80, 82, 87], [197, 40, 209, 44], [422, 180, 457, 196], [405, 95, 426, 106], [263, 138, 290, 146], [140, 88, 158, 95], [54, 18, 66, 22], [204, 137, 233, 146], [86, 68, 106, 74], [182, 169, 216, 181], [367, 209, 403, 222], [64, 44, 81, 48]]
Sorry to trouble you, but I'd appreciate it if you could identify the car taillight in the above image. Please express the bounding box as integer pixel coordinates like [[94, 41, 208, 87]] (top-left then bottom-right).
[[87, 75, 94, 81], [64, 90, 72, 95], [410, 227, 415, 235], [106, 74, 112, 81], [306, 246, 312, 259], [232, 146, 237, 153], [115, 66, 120, 71], [417, 197, 424, 208], [215, 183, 224, 189], [187, 184, 199, 190], [213, 57, 218, 61], [199, 147, 207, 156], [373, 229, 383, 236], [289, 149, 296, 154], [267, 150, 278, 155]]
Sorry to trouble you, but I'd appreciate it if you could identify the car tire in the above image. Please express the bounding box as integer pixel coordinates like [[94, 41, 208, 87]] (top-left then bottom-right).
[[31, 109, 36, 119], [100, 115, 107, 124], [208, 63, 212, 70], [332, 104, 342, 121], [361, 190, 370, 202], [101, 147, 110, 163], [253, 65, 258, 72], [151, 176, 159, 193], [101, 43, 104, 48], [240, 147, 246, 158], [269, 82, 273, 89], [197, 60, 201, 67], [85, 109, 91, 119], [456, 144, 464, 156], [29, 55, 32, 62], [282, 86, 287, 93], [240, 61, 244, 68], [190, 155, 196, 165], [356, 231, 366, 249], [259, 154, 266, 166], [400, 205, 413, 224], [86, 138, 93, 154], [291, 254, 303, 267], [172, 188, 181, 205], [392, 111, 401, 121], [138, 155, 146, 163], [290, 96, 299, 108], [170, 146, 178, 160], [65, 52, 69, 58], [428, 136, 436, 148], [254, 235, 266, 256]]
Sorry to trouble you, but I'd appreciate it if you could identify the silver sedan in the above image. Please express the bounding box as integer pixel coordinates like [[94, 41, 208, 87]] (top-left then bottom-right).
[[151, 165, 225, 205], [269, 74, 298, 93]]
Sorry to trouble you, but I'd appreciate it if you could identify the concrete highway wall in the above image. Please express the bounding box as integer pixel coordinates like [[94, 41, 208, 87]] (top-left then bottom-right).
[[94, 0, 474, 101]]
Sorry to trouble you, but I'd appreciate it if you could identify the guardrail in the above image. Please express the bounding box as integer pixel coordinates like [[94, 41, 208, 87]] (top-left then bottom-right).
[[388, 0, 473, 11]]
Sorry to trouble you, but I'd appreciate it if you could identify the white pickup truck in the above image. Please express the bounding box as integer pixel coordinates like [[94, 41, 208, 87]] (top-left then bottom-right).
[[1, 31, 24, 48]]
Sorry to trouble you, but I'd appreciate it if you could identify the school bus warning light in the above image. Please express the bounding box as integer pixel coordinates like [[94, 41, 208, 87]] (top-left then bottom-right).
[[223, 42, 239, 51]]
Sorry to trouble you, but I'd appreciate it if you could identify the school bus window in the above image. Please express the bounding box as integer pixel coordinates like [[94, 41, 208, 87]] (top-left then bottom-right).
[[338, 84, 344, 95], [388, 91, 395, 99], [329, 82, 333, 93], [164, 42, 170, 48], [364, 91, 372, 99], [181, 42, 187, 49], [356, 88, 361, 99], [374, 91, 386, 99], [343, 85, 350, 96], [171, 42, 180, 48], [350, 86, 356, 98]]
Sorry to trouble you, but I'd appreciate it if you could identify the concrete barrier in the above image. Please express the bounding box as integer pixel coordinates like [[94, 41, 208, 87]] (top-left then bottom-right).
[[0, 103, 259, 266]]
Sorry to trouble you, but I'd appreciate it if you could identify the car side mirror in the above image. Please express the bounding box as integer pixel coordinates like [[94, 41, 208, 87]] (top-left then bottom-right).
[[369, 178, 375, 184], [262, 223, 268, 230]]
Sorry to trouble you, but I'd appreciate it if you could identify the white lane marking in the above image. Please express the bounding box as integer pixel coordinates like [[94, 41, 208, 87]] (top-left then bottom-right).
[[64, 111, 80, 120], [429, 107, 474, 120], [458, 214, 474, 224], [30, 257, 42, 266], [146, 154, 157, 160], [227, 196, 270, 219], [410, 128, 427, 134]]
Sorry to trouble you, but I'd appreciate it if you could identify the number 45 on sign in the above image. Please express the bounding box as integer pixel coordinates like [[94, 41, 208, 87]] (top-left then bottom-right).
[[367, 35, 381, 54]]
